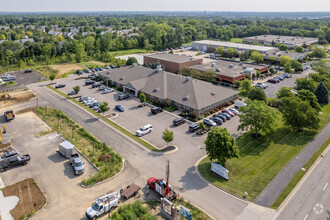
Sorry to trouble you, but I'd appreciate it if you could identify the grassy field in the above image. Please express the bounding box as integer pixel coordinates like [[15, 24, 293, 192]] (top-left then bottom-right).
[[35, 107, 123, 186], [46, 85, 160, 152], [198, 102, 330, 202], [229, 38, 243, 43], [110, 49, 147, 57]]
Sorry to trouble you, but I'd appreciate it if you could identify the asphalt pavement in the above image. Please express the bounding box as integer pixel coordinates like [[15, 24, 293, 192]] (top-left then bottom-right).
[[275, 146, 330, 220]]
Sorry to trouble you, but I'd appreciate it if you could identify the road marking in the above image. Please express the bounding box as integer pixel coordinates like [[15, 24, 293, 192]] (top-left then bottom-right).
[[303, 214, 308, 220], [323, 183, 328, 191]]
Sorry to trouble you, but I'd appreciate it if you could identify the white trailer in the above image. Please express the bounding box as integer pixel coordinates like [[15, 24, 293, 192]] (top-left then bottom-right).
[[85, 191, 120, 220]]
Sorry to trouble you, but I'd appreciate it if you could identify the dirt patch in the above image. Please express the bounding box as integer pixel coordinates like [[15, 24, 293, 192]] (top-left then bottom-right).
[[2, 178, 46, 220], [49, 63, 82, 77], [0, 143, 11, 150], [88, 60, 106, 66], [0, 91, 36, 108], [98, 153, 112, 162], [16, 107, 37, 115]]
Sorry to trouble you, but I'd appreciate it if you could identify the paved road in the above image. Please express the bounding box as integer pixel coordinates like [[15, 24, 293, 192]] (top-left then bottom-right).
[[24, 82, 274, 220], [255, 122, 330, 207], [276, 146, 330, 220]]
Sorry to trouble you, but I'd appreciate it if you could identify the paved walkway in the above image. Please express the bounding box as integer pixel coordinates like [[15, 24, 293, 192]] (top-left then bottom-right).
[[254, 122, 330, 207]]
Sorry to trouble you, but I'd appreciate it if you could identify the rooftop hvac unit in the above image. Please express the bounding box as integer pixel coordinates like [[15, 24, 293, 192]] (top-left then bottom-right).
[[229, 64, 234, 68], [211, 63, 216, 67], [216, 68, 221, 72]]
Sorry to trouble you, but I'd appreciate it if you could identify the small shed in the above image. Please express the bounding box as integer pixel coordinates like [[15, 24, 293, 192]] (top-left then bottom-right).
[[211, 162, 229, 181], [58, 141, 74, 158]]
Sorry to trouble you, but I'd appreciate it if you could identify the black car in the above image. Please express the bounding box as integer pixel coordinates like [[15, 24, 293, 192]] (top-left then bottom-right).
[[55, 84, 66, 89], [189, 123, 200, 133], [210, 117, 223, 125], [76, 70, 83, 75], [173, 118, 186, 126], [214, 113, 226, 122], [24, 69, 33, 73], [85, 80, 94, 86], [218, 113, 231, 120], [0, 154, 30, 171], [92, 83, 101, 88], [117, 94, 130, 100], [151, 107, 163, 114]]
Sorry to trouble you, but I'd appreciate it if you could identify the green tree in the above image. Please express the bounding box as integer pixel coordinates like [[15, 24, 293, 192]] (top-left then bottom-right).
[[280, 97, 319, 131], [143, 39, 153, 52], [162, 128, 174, 147], [99, 101, 109, 116], [290, 60, 303, 71], [126, 57, 138, 66], [277, 86, 295, 99], [250, 51, 264, 63], [241, 79, 252, 92], [18, 60, 25, 68], [49, 73, 56, 81], [226, 47, 236, 58], [269, 57, 277, 64], [75, 43, 86, 63], [283, 63, 293, 73], [310, 47, 327, 59], [238, 100, 279, 137], [279, 44, 289, 51], [73, 85, 80, 94], [295, 77, 317, 92], [0, 34, 6, 40], [139, 93, 146, 103], [247, 87, 267, 102], [205, 127, 239, 166], [295, 46, 304, 53], [280, 56, 291, 66], [298, 89, 321, 112], [215, 47, 224, 55], [199, 121, 206, 130], [314, 81, 329, 104], [269, 67, 275, 74]]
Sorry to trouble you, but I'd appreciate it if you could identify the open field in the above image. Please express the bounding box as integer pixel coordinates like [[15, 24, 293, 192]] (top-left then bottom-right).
[[199, 102, 330, 202], [2, 178, 46, 220], [229, 38, 243, 43], [109, 49, 147, 57], [0, 90, 36, 108], [34, 107, 123, 186]]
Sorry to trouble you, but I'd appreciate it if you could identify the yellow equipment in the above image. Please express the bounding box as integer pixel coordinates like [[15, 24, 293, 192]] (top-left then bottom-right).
[[0, 125, 6, 143]]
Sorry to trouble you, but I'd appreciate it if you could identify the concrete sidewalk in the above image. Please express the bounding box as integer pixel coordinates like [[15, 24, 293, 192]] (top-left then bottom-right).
[[254, 122, 330, 207]]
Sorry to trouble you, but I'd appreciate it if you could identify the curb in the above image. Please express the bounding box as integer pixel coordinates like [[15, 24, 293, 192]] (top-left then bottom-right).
[[194, 155, 248, 202], [80, 158, 126, 188]]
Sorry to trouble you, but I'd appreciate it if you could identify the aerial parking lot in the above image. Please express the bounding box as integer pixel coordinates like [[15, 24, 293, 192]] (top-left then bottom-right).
[[52, 75, 242, 150]]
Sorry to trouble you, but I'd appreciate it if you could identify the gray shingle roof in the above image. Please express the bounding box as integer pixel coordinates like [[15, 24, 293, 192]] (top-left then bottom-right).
[[144, 53, 202, 63]]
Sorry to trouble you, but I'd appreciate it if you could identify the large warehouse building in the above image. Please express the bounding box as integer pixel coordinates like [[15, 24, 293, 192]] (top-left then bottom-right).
[[143, 53, 203, 73], [191, 60, 268, 84], [192, 40, 278, 54], [99, 65, 239, 115], [242, 35, 318, 48]]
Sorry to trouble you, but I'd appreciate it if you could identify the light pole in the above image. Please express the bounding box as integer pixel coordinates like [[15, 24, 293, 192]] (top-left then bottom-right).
[[57, 113, 60, 129], [71, 126, 74, 141]]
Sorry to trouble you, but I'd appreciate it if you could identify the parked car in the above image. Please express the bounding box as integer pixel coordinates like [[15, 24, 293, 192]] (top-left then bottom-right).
[[79, 96, 88, 102], [222, 109, 235, 117], [85, 80, 94, 85], [254, 84, 265, 89], [69, 154, 85, 175], [136, 124, 153, 136], [268, 78, 279, 83], [115, 105, 125, 112], [93, 105, 100, 110], [98, 85, 106, 91], [173, 118, 186, 126], [210, 117, 223, 125], [98, 67, 104, 71], [102, 88, 114, 94], [274, 75, 284, 81], [85, 69, 92, 73], [203, 118, 217, 127], [151, 107, 163, 114], [117, 94, 130, 100], [68, 91, 76, 96], [55, 84, 66, 89], [234, 100, 247, 109], [105, 66, 110, 69], [255, 82, 267, 89], [89, 102, 99, 108], [282, 73, 291, 78], [214, 113, 226, 122], [76, 70, 83, 75], [91, 69, 96, 73], [188, 123, 200, 133], [0, 154, 30, 171], [24, 69, 33, 73], [110, 65, 116, 69], [92, 83, 101, 88], [0, 150, 20, 162], [229, 108, 239, 115], [219, 113, 231, 120]]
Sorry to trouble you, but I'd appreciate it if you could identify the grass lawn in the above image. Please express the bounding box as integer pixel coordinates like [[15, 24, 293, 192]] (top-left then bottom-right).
[[110, 49, 148, 57], [46, 85, 160, 152], [198, 102, 330, 202], [4, 81, 16, 87], [229, 38, 243, 43], [34, 107, 123, 186]]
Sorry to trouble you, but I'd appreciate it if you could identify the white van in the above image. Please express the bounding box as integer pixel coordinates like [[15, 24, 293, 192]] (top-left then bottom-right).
[[234, 101, 247, 109], [136, 124, 153, 137]]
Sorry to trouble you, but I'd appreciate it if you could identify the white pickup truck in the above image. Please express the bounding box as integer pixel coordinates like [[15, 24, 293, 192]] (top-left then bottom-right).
[[69, 153, 85, 175], [85, 191, 120, 220]]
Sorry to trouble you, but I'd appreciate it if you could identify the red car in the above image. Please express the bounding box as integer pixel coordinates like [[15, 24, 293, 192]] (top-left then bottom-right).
[[222, 109, 235, 117], [268, 78, 278, 83]]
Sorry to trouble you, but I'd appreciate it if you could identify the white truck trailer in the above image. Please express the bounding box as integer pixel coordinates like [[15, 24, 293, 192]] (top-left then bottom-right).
[[85, 191, 120, 220]]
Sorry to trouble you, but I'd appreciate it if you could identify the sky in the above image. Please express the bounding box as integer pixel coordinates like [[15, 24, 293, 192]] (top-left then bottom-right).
[[0, 0, 329, 12]]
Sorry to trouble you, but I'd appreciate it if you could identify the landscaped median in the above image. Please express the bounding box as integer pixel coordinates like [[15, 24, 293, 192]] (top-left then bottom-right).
[[34, 107, 123, 186], [198, 102, 330, 203], [46, 84, 160, 152]]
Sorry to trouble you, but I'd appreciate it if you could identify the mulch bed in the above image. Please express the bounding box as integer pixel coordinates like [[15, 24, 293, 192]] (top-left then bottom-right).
[[2, 178, 46, 220]]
